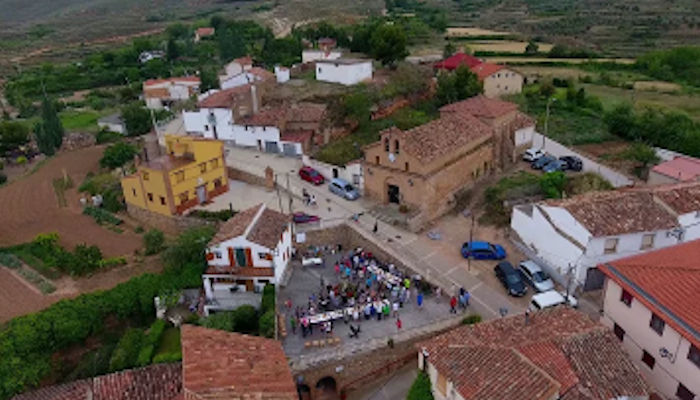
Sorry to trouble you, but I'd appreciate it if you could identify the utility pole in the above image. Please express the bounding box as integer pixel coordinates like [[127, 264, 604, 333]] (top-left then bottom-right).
[[286, 173, 292, 214], [275, 174, 283, 212], [468, 212, 475, 272], [543, 97, 556, 148]]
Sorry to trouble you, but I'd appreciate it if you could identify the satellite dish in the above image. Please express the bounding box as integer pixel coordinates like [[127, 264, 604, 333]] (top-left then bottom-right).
[[388, 153, 396, 163]]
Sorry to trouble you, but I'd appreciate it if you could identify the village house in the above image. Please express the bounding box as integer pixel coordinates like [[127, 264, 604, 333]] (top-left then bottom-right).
[[363, 95, 533, 230], [193, 27, 215, 42], [435, 52, 523, 98], [203, 204, 291, 314], [302, 37, 342, 64], [11, 325, 297, 400], [418, 306, 650, 400], [142, 76, 200, 110], [511, 182, 700, 291], [97, 113, 125, 135], [218, 56, 276, 90], [121, 135, 228, 216], [183, 83, 262, 140], [315, 59, 373, 86], [598, 240, 700, 400], [648, 156, 700, 185]]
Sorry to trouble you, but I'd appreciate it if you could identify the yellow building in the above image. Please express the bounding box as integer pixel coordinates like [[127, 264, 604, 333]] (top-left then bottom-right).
[[122, 135, 228, 216]]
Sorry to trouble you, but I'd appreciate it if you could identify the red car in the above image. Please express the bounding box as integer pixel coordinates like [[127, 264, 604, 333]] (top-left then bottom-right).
[[293, 212, 320, 224], [299, 166, 325, 185]]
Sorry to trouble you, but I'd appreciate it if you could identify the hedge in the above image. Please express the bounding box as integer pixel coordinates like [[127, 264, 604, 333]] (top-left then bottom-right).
[[152, 352, 182, 364], [462, 314, 482, 325], [259, 310, 276, 338], [109, 328, 145, 372], [261, 284, 275, 315], [0, 253, 22, 269], [136, 319, 167, 366], [407, 371, 434, 400], [83, 206, 122, 226]]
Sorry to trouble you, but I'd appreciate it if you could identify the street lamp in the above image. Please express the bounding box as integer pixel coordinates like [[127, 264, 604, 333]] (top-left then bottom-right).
[[543, 97, 557, 148]]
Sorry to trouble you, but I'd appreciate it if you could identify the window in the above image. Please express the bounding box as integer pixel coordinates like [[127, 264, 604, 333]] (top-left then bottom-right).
[[159, 196, 166, 205], [641, 350, 655, 369], [204, 124, 209, 131], [640, 233, 655, 250], [405, 162, 409, 172], [649, 313, 665, 336], [142, 171, 150, 181], [620, 289, 633, 307], [132, 188, 137, 197], [384, 137, 390, 152], [210, 158, 219, 169], [258, 252, 272, 261], [604, 238, 619, 254], [147, 193, 153, 202], [375, 155, 380, 165], [175, 171, 185, 183], [677, 383, 695, 400], [214, 251, 222, 259], [394, 140, 399, 154], [689, 345, 700, 368], [179, 192, 188, 203], [214, 178, 222, 188], [199, 163, 207, 173], [613, 323, 625, 341]]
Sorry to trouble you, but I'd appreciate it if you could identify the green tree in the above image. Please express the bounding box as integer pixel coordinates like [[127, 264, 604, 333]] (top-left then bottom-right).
[[166, 38, 180, 61], [436, 65, 482, 105], [443, 41, 456, 58], [261, 37, 302, 66], [259, 310, 275, 338], [342, 88, 373, 123], [144, 229, 165, 255], [369, 24, 408, 66], [232, 305, 259, 334], [161, 226, 215, 273], [34, 95, 64, 156], [0, 121, 30, 153], [604, 103, 637, 139], [625, 142, 660, 178], [199, 66, 220, 92], [525, 40, 539, 55], [407, 371, 434, 400], [109, 328, 145, 372], [540, 171, 568, 199], [202, 311, 236, 331], [100, 142, 137, 169], [538, 80, 556, 98], [218, 26, 247, 62], [121, 103, 151, 136], [71, 244, 103, 275]]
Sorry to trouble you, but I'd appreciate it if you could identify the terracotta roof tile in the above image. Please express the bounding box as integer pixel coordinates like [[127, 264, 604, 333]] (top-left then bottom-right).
[[652, 181, 700, 214], [281, 130, 313, 143], [390, 112, 493, 163], [195, 27, 215, 36], [197, 85, 252, 109], [651, 156, 700, 182], [181, 325, 296, 400], [209, 204, 261, 245], [12, 363, 183, 400], [246, 207, 290, 249], [470, 62, 506, 80], [440, 95, 518, 118], [434, 52, 483, 70], [286, 103, 327, 123], [240, 106, 287, 127], [546, 189, 679, 236], [419, 307, 649, 400], [248, 67, 275, 81], [599, 238, 700, 349]]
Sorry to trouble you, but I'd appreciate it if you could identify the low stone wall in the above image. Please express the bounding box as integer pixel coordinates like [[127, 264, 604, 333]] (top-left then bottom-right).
[[126, 203, 215, 235], [226, 166, 269, 188]]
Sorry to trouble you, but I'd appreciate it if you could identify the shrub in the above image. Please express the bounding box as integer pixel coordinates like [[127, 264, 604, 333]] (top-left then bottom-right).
[[407, 371, 434, 400], [0, 173, 6, 185], [161, 226, 215, 273], [83, 206, 122, 225], [0, 253, 22, 268], [136, 319, 167, 366], [201, 311, 236, 332], [259, 310, 276, 338], [135, 226, 145, 233], [261, 284, 275, 314], [539, 171, 568, 199], [136, 344, 155, 367], [96, 130, 123, 144], [152, 352, 182, 363], [188, 209, 236, 222], [98, 256, 128, 269], [100, 142, 137, 169], [109, 328, 145, 372], [69, 244, 103, 275], [233, 305, 259, 334], [15, 155, 27, 165], [462, 314, 482, 325], [144, 229, 165, 255]]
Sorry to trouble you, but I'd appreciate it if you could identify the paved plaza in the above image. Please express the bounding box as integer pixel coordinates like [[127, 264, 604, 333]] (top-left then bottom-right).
[[278, 251, 464, 359]]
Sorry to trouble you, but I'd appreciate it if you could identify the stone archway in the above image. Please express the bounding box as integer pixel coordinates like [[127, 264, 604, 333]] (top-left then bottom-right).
[[297, 383, 311, 400], [383, 177, 401, 204], [315, 376, 339, 400]]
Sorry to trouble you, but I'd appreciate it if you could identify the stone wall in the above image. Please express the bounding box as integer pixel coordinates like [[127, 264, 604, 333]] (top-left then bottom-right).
[[226, 166, 269, 188], [126, 203, 215, 235]]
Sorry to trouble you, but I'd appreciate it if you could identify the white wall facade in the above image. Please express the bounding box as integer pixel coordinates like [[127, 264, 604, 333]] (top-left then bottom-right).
[[679, 212, 700, 242], [98, 122, 125, 134], [514, 126, 535, 147], [601, 279, 700, 400], [183, 108, 234, 138], [302, 50, 342, 64], [275, 66, 290, 83], [315, 61, 373, 86], [301, 155, 364, 192], [220, 72, 260, 90], [482, 69, 523, 98]]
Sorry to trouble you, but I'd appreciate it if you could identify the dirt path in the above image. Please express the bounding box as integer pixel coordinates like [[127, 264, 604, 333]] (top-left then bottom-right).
[[0, 146, 141, 257], [0, 267, 59, 322]]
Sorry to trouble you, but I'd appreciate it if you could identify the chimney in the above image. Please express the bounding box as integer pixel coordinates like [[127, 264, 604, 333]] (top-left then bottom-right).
[[251, 84, 259, 114]]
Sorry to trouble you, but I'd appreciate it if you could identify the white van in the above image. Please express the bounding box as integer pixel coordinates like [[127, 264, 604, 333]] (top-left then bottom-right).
[[529, 290, 566, 311]]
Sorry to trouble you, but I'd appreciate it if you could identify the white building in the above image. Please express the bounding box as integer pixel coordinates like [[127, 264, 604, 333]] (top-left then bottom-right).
[[97, 113, 126, 135], [599, 240, 700, 400], [274, 66, 290, 83], [203, 204, 291, 314], [143, 76, 200, 110], [511, 182, 700, 291], [315, 59, 373, 86], [218, 57, 275, 90], [302, 49, 342, 64], [301, 155, 364, 193]]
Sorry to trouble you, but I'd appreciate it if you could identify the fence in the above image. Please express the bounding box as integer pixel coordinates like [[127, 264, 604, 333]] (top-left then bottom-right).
[[529, 132, 634, 188]]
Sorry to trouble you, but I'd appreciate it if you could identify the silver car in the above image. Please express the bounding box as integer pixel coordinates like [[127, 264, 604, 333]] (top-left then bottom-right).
[[519, 260, 555, 292], [329, 178, 359, 200]]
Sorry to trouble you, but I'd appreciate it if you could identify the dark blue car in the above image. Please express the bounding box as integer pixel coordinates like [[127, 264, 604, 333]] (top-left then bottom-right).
[[461, 241, 507, 260]]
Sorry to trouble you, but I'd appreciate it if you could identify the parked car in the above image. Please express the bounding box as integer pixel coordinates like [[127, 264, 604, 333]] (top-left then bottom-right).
[[559, 156, 583, 171], [329, 178, 359, 200], [531, 154, 556, 169], [523, 148, 545, 162], [542, 159, 565, 173], [494, 261, 527, 297], [528, 290, 566, 311], [293, 212, 320, 224], [461, 241, 506, 260], [299, 166, 325, 185], [518, 260, 554, 292]]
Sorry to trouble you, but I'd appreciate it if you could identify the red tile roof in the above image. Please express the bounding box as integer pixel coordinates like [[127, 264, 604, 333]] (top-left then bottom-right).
[[599, 239, 700, 349], [248, 67, 276, 81], [419, 307, 649, 400], [652, 181, 700, 214], [470, 62, 506, 80], [195, 27, 215, 36], [181, 325, 296, 400], [651, 156, 700, 182], [389, 112, 493, 163], [434, 52, 483, 70], [209, 204, 261, 245], [12, 363, 183, 400], [545, 189, 680, 236], [233, 56, 253, 66], [209, 204, 289, 249], [240, 106, 287, 127], [281, 130, 313, 144], [440, 95, 518, 119], [197, 85, 251, 109]]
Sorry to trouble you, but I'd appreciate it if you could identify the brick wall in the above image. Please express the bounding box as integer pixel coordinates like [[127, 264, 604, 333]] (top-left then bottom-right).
[[126, 203, 216, 235]]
